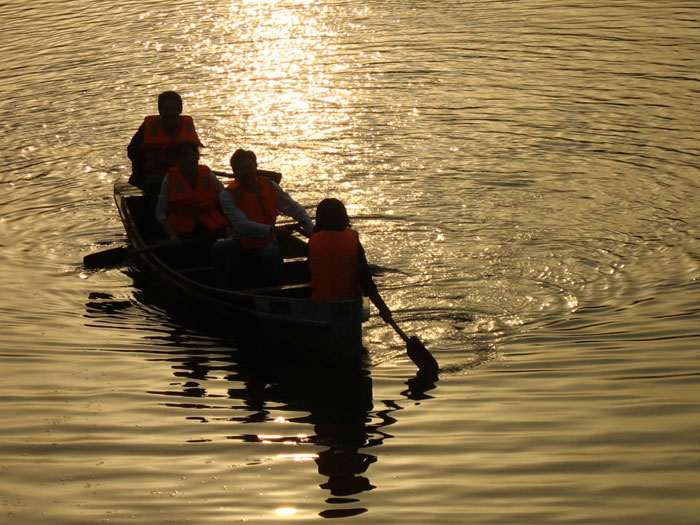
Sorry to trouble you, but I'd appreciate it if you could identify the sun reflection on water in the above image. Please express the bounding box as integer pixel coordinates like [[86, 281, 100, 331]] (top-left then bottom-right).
[[172, 0, 398, 221], [211, 1, 353, 159], [187, 0, 379, 223], [275, 506, 298, 518]]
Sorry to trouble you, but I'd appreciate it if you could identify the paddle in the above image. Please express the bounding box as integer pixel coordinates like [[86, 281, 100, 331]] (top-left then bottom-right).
[[83, 234, 215, 270], [386, 316, 439, 375], [366, 264, 408, 276], [84, 218, 304, 270]]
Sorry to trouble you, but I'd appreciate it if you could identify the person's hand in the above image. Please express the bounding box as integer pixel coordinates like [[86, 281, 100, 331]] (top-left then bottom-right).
[[272, 224, 295, 237], [294, 222, 312, 238], [161, 224, 180, 241], [165, 226, 179, 240]]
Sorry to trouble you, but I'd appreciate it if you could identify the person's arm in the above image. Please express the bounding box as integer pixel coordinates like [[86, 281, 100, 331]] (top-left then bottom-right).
[[357, 242, 393, 322], [208, 170, 225, 192], [155, 177, 178, 240], [127, 123, 144, 161], [219, 190, 276, 238], [211, 169, 229, 179], [127, 123, 146, 187], [272, 182, 314, 236]]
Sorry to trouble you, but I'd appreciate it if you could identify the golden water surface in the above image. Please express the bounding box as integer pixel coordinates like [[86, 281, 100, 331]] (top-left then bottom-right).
[[1, 1, 699, 523]]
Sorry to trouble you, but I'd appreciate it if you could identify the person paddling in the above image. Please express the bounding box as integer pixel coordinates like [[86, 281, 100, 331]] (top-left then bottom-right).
[[308, 198, 439, 374], [128, 91, 203, 196], [308, 198, 392, 322]]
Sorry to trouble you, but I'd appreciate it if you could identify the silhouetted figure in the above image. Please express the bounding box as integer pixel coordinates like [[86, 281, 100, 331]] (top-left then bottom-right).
[[309, 198, 392, 322], [127, 91, 202, 195], [155, 142, 229, 241], [212, 149, 313, 289]]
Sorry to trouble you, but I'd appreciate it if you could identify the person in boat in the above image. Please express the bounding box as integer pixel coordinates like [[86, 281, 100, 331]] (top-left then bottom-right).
[[155, 141, 229, 241], [309, 198, 393, 322], [127, 91, 203, 195], [212, 148, 314, 289]]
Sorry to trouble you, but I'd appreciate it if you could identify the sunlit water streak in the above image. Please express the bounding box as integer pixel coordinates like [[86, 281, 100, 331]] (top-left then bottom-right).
[[1, 0, 699, 523]]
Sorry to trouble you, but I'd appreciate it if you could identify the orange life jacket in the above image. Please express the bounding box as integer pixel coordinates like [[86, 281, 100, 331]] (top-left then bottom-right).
[[226, 177, 279, 250], [142, 115, 201, 176], [309, 229, 361, 301], [166, 165, 229, 235]]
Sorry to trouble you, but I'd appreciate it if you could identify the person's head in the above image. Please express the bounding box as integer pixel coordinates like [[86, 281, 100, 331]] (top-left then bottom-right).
[[175, 141, 200, 171], [230, 149, 258, 182], [315, 198, 350, 232], [157, 91, 183, 127]]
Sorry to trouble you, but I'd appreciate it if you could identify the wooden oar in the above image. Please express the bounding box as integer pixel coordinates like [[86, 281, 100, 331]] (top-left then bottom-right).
[[83, 235, 215, 270], [83, 218, 306, 270], [386, 317, 439, 375], [83, 245, 132, 269], [366, 264, 408, 276]]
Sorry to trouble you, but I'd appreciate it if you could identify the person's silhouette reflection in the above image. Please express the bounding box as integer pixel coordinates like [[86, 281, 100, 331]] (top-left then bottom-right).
[[310, 371, 375, 497]]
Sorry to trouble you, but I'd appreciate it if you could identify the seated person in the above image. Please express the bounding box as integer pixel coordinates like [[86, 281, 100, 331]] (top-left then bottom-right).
[[308, 198, 392, 322], [213, 149, 314, 289], [155, 142, 229, 241], [128, 90, 203, 195]]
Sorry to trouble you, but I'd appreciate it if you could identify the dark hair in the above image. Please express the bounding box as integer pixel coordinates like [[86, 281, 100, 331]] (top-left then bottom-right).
[[315, 198, 350, 232], [230, 149, 257, 172], [158, 91, 183, 112]]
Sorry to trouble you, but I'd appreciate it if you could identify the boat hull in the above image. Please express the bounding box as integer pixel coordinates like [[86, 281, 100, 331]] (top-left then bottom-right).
[[113, 180, 368, 361]]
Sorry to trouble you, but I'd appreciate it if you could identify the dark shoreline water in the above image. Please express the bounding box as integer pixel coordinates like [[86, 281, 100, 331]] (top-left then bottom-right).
[[1, 1, 699, 523]]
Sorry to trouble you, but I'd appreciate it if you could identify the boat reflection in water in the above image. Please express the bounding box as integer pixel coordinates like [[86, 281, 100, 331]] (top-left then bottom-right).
[[235, 359, 376, 519], [84, 285, 438, 518]]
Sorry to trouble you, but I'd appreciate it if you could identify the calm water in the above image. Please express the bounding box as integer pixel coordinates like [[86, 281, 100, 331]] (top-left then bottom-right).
[[1, 1, 699, 523]]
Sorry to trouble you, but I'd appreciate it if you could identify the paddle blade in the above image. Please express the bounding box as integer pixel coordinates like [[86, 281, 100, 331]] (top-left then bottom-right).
[[406, 336, 439, 375], [367, 264, 407, 276], [83, 246, 130, 269]]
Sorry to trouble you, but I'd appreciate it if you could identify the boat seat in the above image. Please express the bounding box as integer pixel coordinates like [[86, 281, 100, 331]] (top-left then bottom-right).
[[173, 260, 304, 272], [242, 282, 311, 297]]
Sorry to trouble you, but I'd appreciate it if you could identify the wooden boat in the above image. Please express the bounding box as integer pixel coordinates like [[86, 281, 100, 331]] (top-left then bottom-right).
[[112, 180, 369, 361]]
